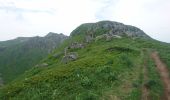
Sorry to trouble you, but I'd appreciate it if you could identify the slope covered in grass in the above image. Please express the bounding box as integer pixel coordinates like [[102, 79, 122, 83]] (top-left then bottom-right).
[[0, 33, 67, 83], [1, 37, 169, 100], [0, 21, 170, 100], [0, 38, 139, 99]]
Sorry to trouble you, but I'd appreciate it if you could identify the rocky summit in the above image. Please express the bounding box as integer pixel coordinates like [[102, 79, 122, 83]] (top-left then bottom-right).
[[71, 21, 150, 39]]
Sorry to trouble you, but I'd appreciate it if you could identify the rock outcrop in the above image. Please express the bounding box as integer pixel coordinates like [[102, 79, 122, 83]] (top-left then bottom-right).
[[68, 42, 85, 49], [35, 63, 48, 67], [61, 41, 84, 64], [62, 52, 78, 64], [70, 21, 150, 39], [95, 34, 122, 41]]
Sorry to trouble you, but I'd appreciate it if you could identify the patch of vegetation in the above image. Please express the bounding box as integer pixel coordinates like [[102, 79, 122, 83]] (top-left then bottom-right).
[[0, 34, 66, 83], [0, 34, 169, 100], [0, 37, 144, 100], [106, 46, 136, 53], [147, 54, 164, 100]]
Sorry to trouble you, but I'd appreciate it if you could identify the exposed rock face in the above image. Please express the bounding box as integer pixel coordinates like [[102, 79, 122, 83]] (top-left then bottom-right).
[[113, 35, 122, 38], [85, 32, 94, 43], [70, 21, 150, 39], [62, 52, 78, 64], [64, 47, 68, 56], [85, 35, 93, 43], [23, 32, 68, 53], [35, 63, 48, 67], [69, 42, 85, 49], [95, 34, 122, 42], [61, 42, 83, 64]]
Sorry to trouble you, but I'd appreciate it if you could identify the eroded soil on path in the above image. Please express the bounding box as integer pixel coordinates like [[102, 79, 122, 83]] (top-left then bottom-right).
[[151, 52, 170, 100]]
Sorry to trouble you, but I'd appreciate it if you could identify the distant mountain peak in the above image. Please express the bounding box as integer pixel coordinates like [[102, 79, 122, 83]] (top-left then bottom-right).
[[45, 32, 65, 38], [0, 32, 67, 83]]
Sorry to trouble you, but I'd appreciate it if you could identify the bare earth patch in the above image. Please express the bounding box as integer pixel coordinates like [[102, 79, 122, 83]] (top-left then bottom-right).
[[151, 52, 170, 100]]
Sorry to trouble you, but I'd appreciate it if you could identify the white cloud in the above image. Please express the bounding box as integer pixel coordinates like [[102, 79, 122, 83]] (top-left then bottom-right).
[[0, 0, 170, 42], [97, 0, 170, 42]]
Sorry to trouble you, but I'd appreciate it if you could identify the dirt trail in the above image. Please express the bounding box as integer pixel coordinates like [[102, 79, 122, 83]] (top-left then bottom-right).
[[142, 55, 150, 100], [151, 52, 170, 100]]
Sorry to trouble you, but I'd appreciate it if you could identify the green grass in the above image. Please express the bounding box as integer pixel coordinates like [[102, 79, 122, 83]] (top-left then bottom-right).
[[0, 35, 66, 83], [143, 50, 163, 99], [0, 36, 169, 100]]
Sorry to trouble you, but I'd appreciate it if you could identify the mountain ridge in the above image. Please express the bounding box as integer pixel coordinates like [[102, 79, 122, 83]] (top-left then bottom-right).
[[0, 21, 170, 100], [0, 32, 67, 83], [71, 21, 150, 39]]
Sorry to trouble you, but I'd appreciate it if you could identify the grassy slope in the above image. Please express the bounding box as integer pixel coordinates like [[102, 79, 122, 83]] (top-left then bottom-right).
[[0, 37, 169, 100], [0, 34, 66, 83], [0, 43, 48, 83]]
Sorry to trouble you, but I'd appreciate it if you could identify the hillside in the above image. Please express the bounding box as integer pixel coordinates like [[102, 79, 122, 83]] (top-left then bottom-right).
[[1, 21, 170, 100], [0, 32, 67, 83]]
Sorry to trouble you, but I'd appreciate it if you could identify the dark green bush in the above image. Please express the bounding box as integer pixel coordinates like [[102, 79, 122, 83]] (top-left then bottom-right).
[[106, 60, 113, 65], [144, 80, 157, 89]]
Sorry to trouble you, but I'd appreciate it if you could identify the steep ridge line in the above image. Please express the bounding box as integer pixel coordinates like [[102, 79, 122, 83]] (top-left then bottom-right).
[[151, 52, 170, 100]]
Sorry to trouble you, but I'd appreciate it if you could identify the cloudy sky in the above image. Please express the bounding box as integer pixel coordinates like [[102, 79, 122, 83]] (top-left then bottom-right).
[[0, 0, 170, 42]]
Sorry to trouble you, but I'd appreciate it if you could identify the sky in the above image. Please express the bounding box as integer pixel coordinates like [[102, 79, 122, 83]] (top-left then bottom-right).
[[0, 0, 170, 42]]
